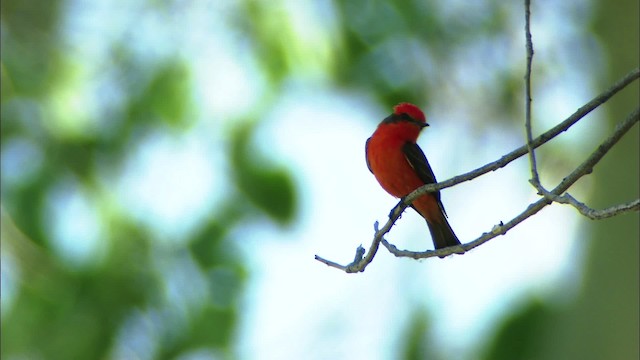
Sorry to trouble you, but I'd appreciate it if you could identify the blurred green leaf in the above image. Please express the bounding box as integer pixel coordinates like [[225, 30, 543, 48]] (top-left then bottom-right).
[[159, 305, 236, 359], [1, 217, 161, 359], [481, 301, 554, 360], [230, 122, 297, 225], [145, 61, 192, 128], [125, 60, 192, 129], [189, 220, 229, 269], [189, 206, 246, 270], [239, 1, 291, 84], [401, 308, 437, 360], [0, 0, 63, 97]]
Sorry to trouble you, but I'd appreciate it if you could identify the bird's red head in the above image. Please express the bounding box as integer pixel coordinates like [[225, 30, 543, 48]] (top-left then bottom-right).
[[393, 102, 427, 125], [375, 102, 428, 142]]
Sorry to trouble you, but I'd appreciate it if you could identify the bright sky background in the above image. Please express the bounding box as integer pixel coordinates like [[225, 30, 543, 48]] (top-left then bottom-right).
[[1, 0, 602, 359]]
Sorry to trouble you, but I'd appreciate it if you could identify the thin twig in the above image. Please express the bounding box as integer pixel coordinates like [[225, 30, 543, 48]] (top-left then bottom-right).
[[383, 107, 639, 259], [314, 255, 348, 271], [315, 203, 409, 273], [524, 0, 541, 189]]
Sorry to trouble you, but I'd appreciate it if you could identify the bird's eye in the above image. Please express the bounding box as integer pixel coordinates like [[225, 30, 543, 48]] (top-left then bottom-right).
[[399, 113, 413, 121]]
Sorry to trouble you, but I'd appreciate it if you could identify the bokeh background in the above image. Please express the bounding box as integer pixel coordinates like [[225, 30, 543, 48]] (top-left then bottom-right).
[[1, 0, 638, 359]]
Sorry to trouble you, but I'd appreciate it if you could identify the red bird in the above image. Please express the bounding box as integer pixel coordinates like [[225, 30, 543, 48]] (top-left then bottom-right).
[[366, 103, 460, 250]]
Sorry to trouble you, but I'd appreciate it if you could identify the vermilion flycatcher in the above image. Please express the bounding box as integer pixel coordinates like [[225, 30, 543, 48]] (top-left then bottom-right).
[[366, 102, 461, 250]]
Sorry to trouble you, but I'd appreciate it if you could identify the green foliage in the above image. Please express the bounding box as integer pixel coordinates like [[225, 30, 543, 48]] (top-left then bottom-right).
[[230, 122, 297, 225], [189, 219, 233, 269], [401, 308, 438, 360], [1, 1, 293, 358], [0, 0, 63, 97], [332, 0, 437, 104], [158, 305, 237, 359], [239, 1, 294, 84], [481, 301, 554, 360], [1, 213, 160, 359], [128, 61, 193, 129]]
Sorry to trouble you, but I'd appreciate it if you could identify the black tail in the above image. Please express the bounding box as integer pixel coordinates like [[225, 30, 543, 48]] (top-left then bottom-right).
[[426, 217, 460, 255]]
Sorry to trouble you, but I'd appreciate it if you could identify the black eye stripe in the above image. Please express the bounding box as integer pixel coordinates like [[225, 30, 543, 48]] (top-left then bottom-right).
[[382, 112, 414, 124], [399, 113, 413, 121]]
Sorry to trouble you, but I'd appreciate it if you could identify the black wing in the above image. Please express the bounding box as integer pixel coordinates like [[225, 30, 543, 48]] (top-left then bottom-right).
[[365, 137, 373, 174], [402, 142, 447, 215]]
